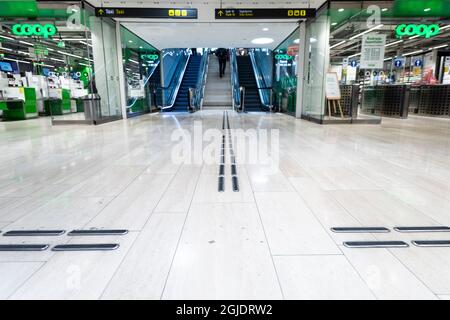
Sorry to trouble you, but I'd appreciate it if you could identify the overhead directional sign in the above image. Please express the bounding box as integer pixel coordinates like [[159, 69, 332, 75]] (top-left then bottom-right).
[[215, 8, 315, 19], [95, 7, 198, 19]]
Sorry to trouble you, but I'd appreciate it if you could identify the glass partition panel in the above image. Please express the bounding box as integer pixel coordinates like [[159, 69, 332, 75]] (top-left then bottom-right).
[[120, 25, 160, 118], [302, 9, 329, 122], [273, 29, 300, 116]]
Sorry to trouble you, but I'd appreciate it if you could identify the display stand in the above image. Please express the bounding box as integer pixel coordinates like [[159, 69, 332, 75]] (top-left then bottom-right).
[[325, 72, 344, 118]]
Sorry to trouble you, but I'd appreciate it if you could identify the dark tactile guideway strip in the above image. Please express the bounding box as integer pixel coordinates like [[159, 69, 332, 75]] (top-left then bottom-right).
[[52, 244, 120, 251], [226, 111, 239, 192], [218, 111, 226, 192], [394, 226, 450, 233], [331, 227, 390, 233], [343, 241, 409, 248], [3, 230, 65, 237], [412, 240, 450, 247], [0, 244, 49, 251], [68, 229, 128, 236]]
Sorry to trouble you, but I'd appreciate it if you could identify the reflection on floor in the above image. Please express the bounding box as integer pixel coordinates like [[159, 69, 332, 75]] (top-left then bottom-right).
[[1, 111, 450, 299], [51, 113, 86, 121]]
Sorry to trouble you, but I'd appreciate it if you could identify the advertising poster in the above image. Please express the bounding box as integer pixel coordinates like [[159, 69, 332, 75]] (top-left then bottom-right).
[[360, 33, 386, 69]]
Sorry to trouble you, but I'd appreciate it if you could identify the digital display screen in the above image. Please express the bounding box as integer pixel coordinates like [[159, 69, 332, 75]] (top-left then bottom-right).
[[0, 61, 13, 72]]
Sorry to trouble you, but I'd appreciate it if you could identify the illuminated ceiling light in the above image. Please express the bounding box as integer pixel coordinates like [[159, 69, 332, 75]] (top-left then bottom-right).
[[79, 62, 90, 67], [330, 40, 346, 49], [57, 50, 83, 59], [251, 37, 274, 45], [262, 28, 269, 31], [384, 57, 392, 61], [50, 57, 66, 63], [432, 44, 448, 50], [129, 59, 139, 64], [440, 25, 450, 30], [19, 40, 33, 46], [385, 40, 403, 47], [139, 46, 143, 49], [18, 50, 30, 55], [0, 35, 14, 41], [348, 52, 361, 58], [382, 8, 388, 12], [349, 24, 384, 40], [128, 40, 133, 43], [0, 47, 13, 51], [403, 49, 423, 56], [2, 57, 31, 64], [331, 22, 337, 26], [338, 8, 344, 12], [293, 39, 300, 44], [424, 8, 431, 12], [79, 40, 92, 47]]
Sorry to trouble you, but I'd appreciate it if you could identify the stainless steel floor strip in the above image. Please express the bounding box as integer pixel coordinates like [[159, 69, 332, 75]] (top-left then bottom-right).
[[331, 227, 390, 233], [68, 230, 129, 236], [52, 244, 120, 251], [0, 244, 49, 251], [343, 241, 409, 248], [3, 230, 65, 237], [412, 240, 450, 247], [394, 226, 450, 233]]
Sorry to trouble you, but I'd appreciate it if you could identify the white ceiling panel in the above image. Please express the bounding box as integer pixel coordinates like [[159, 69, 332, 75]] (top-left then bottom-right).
[[122, 22, 299, 49]]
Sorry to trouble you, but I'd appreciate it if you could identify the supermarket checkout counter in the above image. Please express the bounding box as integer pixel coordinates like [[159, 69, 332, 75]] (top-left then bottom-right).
[[0, 87, 37, 121], [43, 88, 71, 116]]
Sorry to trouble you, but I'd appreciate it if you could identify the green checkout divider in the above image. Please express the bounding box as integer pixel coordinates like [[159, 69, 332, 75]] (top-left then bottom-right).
[[2, 88, 38, 121], [44, 89, 72, 115]]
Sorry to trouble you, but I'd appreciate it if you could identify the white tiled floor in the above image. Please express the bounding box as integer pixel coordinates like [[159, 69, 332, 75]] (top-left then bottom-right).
[[1, 111, 450, 299]]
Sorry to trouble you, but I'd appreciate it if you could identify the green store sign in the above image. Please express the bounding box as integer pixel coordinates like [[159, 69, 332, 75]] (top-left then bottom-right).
[[12, 24, 57, 38], [275, 54, 294, 60], [140, 54, 159, 61], [395, 24, 440, 39]]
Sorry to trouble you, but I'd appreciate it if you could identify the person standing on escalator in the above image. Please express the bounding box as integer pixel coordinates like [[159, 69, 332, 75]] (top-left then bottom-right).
[[215, 48, 229, 78]]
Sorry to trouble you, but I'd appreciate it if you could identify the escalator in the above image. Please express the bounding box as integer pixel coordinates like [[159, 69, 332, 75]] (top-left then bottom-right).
[[170, 55, 202, 111], [236, 55, 265, 112], [148, 64, 162, 108]]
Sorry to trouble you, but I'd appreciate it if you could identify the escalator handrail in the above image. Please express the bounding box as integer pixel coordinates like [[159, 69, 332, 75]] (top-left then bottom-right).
[[231, 49, 241, 110], [196, 50, 210, 109], [161, 50, 191, 109], [249, 49, 272, 109]]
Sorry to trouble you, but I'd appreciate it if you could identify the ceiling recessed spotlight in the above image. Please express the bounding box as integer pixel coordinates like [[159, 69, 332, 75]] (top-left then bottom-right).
[[331, 22, 337, 26], [262, 28, 269, 31], [424, 8, 431, 12], [251, 37, 274, 45], [310, 37, 317, 43], [382, 8, 388, 12], [293, 39, 300, 44], [128, 40, 133, 43], [139, 46, 143, 49], [338, 8, 344, 12]]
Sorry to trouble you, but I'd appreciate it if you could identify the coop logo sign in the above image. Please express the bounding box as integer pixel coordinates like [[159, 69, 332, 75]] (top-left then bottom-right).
[[12, 24, 57, 38], [395, 24, 440, 39], [140, 54, 159, 61], [275, 54, 293, 60]]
